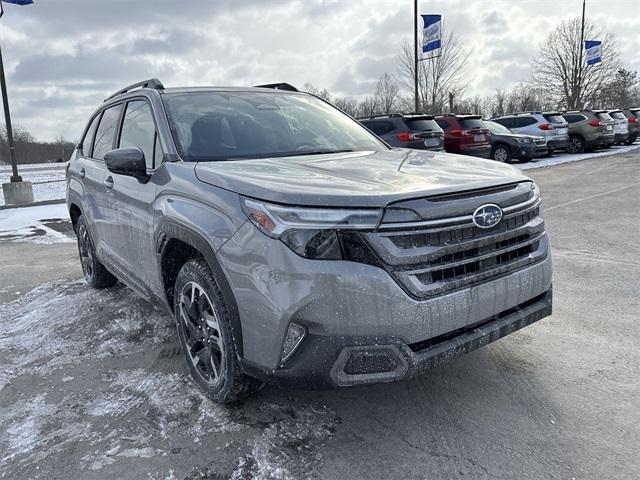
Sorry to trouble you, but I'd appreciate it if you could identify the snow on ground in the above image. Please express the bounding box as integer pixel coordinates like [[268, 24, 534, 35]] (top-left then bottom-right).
[[515, 143, 640, 171], [0, 203, 73, 244], [0, 166, 66, 206], [0, 279, 338, 479]]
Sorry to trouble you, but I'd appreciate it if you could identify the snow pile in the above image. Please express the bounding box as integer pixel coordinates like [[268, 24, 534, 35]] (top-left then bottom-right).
[[516, 143, 640, 171], [0, 203, 73, 244]]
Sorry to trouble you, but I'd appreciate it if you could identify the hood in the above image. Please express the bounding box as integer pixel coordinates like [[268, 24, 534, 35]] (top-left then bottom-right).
[[194, 148, 530, 207]]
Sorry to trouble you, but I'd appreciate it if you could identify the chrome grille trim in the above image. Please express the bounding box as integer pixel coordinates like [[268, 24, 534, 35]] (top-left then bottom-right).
[[378, 196, 540, 231]]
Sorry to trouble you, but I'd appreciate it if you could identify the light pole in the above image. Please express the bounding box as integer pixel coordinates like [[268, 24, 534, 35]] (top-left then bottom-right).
[[0, 0, 34, 205]]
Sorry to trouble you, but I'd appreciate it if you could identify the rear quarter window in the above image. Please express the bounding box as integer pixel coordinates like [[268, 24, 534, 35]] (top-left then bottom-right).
[[564, 114, 584, 123], [492, 118, 513, 129], [363, 121, 394, 135], [516, 117, 537, 127]]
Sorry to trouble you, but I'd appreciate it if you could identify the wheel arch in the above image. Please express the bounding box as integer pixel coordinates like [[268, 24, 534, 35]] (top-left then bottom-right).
[[156, 220, 244, 357]]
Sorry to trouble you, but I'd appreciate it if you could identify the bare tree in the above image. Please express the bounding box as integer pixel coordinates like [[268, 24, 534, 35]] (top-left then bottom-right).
[[357, 96, 379, 117], [301, 82, 333, 102], [333, 96, 360, 117], [396, 31, 471, 114], [532, 18, 620, 109], [594, 68, 640, 108], [373, 73, 400, 113]]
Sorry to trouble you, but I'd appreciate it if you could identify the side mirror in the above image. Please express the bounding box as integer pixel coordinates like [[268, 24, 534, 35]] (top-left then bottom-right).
[[104, 147, 149, 182]]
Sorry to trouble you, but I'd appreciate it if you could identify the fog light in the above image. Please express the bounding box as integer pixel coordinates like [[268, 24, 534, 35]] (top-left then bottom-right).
[[281, 322, 306, 364]]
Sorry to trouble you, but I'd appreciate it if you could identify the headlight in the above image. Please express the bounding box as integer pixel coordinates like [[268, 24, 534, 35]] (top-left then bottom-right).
[[241, 198, 382, 259], [516, 137, 533, 144]]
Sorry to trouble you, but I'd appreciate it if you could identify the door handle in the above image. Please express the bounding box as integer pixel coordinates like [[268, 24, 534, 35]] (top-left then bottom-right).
[[79, 168, 86, 178], [104, 176, 114, 189]]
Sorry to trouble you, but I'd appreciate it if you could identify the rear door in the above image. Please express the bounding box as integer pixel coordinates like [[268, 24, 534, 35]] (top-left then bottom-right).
[[101, 98, 163, 296]]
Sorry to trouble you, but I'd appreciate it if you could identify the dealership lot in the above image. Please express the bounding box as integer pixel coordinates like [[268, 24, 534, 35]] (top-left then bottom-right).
[[0, 150, 638, 479]]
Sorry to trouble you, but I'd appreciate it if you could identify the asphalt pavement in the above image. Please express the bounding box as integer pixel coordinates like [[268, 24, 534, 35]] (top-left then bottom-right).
[[0, 150, 638, 479]]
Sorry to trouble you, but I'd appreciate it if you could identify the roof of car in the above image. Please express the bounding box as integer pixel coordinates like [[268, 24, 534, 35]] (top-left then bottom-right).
[[434, 113, 481, 119], [358, 113, 435, 121]]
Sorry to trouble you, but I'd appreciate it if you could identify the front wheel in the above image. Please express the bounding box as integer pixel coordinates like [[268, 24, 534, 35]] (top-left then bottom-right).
[[174, 258, 263, 404], [492, 145, 511, 162], [567, 135, 585, 154]]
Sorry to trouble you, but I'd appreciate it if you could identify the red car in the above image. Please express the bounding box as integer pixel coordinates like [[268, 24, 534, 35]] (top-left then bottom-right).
[[435, 114, 492, 158]]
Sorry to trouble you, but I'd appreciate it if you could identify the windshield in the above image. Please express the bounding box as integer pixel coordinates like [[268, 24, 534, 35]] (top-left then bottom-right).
[[404, 118, 440, 132], [544, 114, 566, 123], [162, 91, 386, 161], [459, 118, 485, 129], [484, 121, 511, 135]]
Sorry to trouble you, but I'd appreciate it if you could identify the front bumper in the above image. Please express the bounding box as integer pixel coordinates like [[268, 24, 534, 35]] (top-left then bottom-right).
[[219, 221, 553, 383], [255, 287, 552, 388], [512, 142, 547, 159]]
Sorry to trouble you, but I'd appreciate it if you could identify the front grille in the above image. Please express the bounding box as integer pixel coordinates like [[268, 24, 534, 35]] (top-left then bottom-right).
[[363, 199, 547, 299], [343, 351, 398, 375]]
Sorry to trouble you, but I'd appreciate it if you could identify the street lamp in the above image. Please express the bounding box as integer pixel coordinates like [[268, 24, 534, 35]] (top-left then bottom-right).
[[0, 0, 34, 205]]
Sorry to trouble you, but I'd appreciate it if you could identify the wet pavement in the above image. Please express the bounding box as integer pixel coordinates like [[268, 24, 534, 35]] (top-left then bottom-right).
[[0, 150, 638, 479]]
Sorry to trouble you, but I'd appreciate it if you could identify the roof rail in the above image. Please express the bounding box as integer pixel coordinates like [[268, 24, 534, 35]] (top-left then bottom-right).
[[104, 78, 164, 102], [357, 113, 402, 120], [254, 82, 298, 92]]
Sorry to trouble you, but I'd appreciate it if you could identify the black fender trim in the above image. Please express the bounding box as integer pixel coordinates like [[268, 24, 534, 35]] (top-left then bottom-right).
[[155, 220, 244, 358]]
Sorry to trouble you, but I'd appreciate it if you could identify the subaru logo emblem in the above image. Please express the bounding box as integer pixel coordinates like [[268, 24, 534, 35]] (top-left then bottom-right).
[[473, 204, 503, 229]]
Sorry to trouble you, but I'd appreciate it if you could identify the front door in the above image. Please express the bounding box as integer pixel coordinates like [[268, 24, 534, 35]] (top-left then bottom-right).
[[102, 99, 163, 297]]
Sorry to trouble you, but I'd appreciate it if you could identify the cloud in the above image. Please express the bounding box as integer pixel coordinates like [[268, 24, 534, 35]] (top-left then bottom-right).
[[0, 0, 636, 141]]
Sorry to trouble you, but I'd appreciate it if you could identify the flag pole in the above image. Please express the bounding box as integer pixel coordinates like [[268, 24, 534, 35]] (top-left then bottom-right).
[[414, 0, 419, 112], [0, 4, 21, 182]]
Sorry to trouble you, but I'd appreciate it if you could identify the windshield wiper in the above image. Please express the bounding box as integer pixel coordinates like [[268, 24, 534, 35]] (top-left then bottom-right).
[[294, 149, 356, 156]]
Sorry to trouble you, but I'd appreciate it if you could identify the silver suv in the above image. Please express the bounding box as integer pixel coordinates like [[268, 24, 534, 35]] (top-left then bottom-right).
[[491, 112, 569, 153], [67, 79, 553, 403]]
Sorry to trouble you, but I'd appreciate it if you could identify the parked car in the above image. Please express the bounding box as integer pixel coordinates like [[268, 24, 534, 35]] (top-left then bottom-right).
[[434, 114, 491, 158], [66, 79, 553, 403], [359, 113, 444, 151], [622, 108, 640, 144], [592, 110, 616, 147], [490, 112, 569, 153], [562, 110, 615, 153], [483, 120, 547, 162], [607, 110, 630, 144]]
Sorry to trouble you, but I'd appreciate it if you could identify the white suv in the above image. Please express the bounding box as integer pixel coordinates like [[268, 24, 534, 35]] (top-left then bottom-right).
[[490, 112, 569, 153]]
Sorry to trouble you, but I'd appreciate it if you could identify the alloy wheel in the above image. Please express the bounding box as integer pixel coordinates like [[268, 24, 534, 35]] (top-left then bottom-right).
[[77, 224, 94, 280], [568, 137, 583, 154], [178, 281, 225, 385], [494, 147, 508, 162]]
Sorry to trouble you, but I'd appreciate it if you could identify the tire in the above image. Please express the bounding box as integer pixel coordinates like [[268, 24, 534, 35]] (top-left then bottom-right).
[[492, 145, 511, 162], [174, 258, 262, 404], [546, 148, 555, 157], [624, 134, 637, 145], [567, 135, 585, 154], [76, 215, 117, 288]]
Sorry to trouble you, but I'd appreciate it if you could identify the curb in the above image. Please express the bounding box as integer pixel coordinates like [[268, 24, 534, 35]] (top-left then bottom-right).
[[0, 198, 66, 211]]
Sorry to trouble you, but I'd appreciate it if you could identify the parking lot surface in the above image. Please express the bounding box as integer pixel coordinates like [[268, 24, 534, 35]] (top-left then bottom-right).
[[0, 150, 638, 479]]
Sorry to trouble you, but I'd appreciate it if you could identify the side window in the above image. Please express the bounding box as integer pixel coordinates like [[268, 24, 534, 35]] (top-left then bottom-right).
[[119, 100, 161, 170], [81, 114, 100, 158], [494, 118, 511, 128], [519, 117, 537, 127], [92, 104, 122, 160], [565, 114, 580, 124]]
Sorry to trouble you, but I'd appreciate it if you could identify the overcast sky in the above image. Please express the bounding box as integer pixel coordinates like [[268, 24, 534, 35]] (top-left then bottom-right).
[[0, 0, 638, 141]]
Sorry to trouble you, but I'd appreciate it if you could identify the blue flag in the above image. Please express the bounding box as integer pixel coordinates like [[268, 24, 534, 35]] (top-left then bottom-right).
[[2, 0, 34, 4], [422, 15, 442, 54], [585, 40, 602, 65]]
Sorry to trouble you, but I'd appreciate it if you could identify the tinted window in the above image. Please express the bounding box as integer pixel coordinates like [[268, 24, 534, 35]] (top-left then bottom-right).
[[119, 100, 159, 169], [459, 118, 485, 129], [516, 117, 537, 127], [81, 114, 100, 157], [544, 114, 565, 123], [610, 112, 626, 120], [92, 104, 122, 160], [596, 112, 613, 121], [435, 119, 450, 129], [405, 119, 440, 132], [162, 92, 384, 161], [564, 114, 584, 123], [631, 110, 640, 119], [492, 118, 512, 129], [363, 121, 394, 135]]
